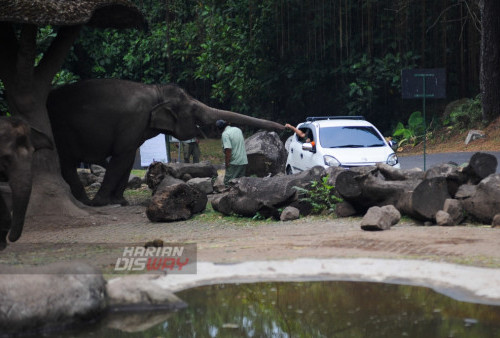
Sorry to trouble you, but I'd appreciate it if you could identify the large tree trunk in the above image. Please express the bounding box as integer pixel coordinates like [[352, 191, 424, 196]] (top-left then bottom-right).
[[396, 177, 451, 221], [212, 166, 326, 218], [480, 0, 500, 122], [335, 166, 423, 213], [0, 24, 87, 220]]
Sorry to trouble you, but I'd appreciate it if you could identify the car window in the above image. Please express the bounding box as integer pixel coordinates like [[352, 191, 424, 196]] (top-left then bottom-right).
[[297, 127, 314, 143], [319, 126, 385, 148]]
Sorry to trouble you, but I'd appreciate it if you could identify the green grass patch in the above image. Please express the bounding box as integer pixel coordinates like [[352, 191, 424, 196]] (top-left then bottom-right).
[[169, 138, 224, 164], [131, 169, 147, 178], [192, 202, 277, 225]]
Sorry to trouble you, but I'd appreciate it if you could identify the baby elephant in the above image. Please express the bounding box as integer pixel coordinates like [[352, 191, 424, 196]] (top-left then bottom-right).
[[0, 117, 35, 250]]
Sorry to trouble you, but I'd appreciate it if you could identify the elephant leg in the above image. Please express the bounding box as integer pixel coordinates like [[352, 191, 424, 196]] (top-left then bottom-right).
[[0, 196, 11, 250], [60, 159, 92, 205], [91, 152, 135, 206], [110, 160, 136, 206]]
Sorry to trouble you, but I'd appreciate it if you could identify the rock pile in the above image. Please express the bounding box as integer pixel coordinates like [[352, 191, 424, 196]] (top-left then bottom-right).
[[145, 161, 218, 222], [210, 152, 500, 229], [332, 152, 500, 230], [78, 164, 145, 191]]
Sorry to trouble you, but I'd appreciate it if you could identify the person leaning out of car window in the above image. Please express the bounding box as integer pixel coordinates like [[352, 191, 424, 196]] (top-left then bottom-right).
[[285, 123, 315, 147]]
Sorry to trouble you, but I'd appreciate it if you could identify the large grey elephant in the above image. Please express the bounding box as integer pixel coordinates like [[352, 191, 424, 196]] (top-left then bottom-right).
[[0, 117, 36, 249], [47, 79, 285, 206]]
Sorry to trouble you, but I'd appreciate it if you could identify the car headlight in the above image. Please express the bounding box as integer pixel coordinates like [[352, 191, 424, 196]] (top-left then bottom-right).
[[386, 153, 398, 166], [324, 155, 340, 167]]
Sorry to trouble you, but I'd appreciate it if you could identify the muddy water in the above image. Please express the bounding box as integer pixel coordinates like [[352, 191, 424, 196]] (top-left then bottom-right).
[[45, 281, 500, 337]]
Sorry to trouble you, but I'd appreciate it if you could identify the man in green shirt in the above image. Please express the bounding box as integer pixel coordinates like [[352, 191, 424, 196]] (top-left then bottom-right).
[[216, 120, 248, 186]]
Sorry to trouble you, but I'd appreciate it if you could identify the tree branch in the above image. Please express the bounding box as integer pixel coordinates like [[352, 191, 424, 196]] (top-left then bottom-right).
[[16, 24, 37, 83], [36, 25, 82, 87]]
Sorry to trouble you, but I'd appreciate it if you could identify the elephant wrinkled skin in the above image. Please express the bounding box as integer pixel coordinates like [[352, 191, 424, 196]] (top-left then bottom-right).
[[47, 79, 285, 206], [0, 117, 34, 250]]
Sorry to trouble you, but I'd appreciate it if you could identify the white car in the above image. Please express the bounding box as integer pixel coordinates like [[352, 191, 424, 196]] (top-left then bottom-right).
[[285, 116, 399, 174]]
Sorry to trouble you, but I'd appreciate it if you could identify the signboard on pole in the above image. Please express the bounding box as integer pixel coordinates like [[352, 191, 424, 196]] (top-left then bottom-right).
[[401, 68, 446, 170], [402, 68, 446, 99]]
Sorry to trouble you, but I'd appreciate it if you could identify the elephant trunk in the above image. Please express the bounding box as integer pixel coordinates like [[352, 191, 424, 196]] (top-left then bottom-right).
[[7, 157, 32, 242], [195, 101, 285, 131]]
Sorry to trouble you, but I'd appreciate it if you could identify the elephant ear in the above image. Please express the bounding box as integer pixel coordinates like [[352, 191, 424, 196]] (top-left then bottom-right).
[[8, 117, 53, 151], [150, 102, 177, 133]]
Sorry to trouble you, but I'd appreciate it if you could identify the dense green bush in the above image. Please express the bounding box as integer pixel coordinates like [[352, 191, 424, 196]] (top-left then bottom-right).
[[0, 1, 482, 128], [339, 52, 418, 117], [444, 95, 483, 131]]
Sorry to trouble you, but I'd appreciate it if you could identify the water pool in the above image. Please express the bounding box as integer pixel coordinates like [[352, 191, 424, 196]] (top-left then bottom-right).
[[46, 281, 500, 337]]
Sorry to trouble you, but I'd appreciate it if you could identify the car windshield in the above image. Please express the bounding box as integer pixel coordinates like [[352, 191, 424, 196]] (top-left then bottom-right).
[[319, 126, 386, 148]]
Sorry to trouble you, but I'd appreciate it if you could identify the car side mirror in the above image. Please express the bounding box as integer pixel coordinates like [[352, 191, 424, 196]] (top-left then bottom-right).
[[388, 139, 397, 149], [302, 142, 316, 153]]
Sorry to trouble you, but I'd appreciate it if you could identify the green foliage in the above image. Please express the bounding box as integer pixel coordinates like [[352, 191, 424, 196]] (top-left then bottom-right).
[[252, 212, 267, 221], [51, 70, 79, 87], [444, 95, 483, 131], [393, 111, 425, 147], [63, 0, 482, 127], [36, 25, 57, 51], [339, 52, 419, 116], [294, 176, 343, 214]]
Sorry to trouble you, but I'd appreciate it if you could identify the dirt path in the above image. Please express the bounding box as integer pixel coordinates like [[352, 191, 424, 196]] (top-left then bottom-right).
[[3, 203, 500, 275]]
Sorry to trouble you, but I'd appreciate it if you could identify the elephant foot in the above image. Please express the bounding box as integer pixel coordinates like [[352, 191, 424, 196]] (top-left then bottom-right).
[[110, 196, 129, 206], [89, 195, 111, 206], [90, 195, 129, 206]]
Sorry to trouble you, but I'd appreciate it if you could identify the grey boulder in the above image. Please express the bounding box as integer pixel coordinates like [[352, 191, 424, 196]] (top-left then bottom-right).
[[245, 131, 287, 177], [0, 262, 106, 334], [361, 205, 401, 231], [280, 206, 300, 221]]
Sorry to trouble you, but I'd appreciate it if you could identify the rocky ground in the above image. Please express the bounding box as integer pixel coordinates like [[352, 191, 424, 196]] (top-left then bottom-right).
[[3, 197, 500, 276], [2, 120, 500, 276]]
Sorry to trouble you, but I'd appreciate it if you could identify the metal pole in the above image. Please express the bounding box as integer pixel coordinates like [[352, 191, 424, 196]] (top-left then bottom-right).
[[165, 135, 171, 163], [415, 73, 434, 171], [422, 77, 426, 171]]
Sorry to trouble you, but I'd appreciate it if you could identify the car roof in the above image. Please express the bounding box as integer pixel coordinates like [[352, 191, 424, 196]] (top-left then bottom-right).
[[299, 119, 375, 128]]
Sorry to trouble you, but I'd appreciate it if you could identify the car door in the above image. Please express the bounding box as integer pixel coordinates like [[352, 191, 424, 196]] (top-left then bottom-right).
[[289, 126, 316, 172]]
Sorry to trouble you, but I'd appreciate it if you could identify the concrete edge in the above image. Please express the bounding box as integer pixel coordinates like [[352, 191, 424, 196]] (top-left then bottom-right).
[[130, 258, 500, 306]]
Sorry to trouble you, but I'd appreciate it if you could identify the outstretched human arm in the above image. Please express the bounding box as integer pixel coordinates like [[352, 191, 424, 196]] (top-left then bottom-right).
[[285, 123, 306, 138]]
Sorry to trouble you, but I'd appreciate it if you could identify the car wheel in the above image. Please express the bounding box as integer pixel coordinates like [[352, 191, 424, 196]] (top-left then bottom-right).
[[286, 165, 293, 175]]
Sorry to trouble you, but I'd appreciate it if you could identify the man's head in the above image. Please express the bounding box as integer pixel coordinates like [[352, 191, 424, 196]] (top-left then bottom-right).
[[216, 120, 227, 131]]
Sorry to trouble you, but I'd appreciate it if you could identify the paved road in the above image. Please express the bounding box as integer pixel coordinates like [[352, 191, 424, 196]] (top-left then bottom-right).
[[399, 151, 500, 173]]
